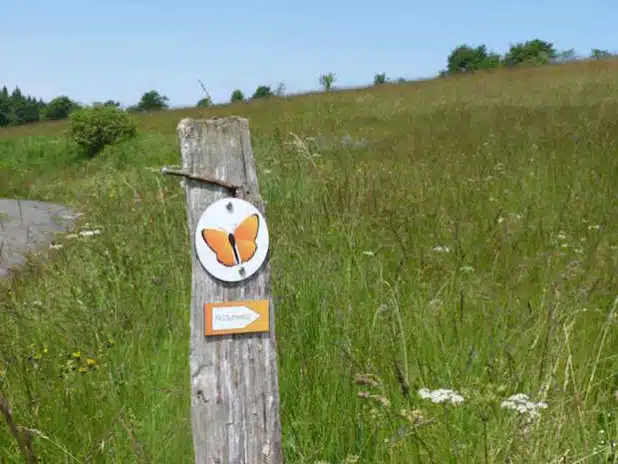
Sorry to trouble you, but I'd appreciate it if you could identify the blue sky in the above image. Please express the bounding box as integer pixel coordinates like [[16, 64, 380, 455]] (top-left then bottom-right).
[[2, 0, 616, 107]]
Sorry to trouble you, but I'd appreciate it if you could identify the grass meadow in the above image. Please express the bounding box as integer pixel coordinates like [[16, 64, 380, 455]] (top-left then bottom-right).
[[0, 59, 617, 463]]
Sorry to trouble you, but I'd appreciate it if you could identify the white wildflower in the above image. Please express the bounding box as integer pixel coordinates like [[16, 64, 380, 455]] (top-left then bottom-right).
[[588, 224, 600, 231], [64, 229, 101, 240], [418, 388, 464, 405], [79, 229, 101, 237], [497, 216, 505, 224], [343, 455, 360, 464], [459, 265, 474, 272], [432, 245, 451, 253], [557, 231, 567, 240], [362, 251, 375, 256], [428, 299, 443, 312], [500, 393, 547, 418]]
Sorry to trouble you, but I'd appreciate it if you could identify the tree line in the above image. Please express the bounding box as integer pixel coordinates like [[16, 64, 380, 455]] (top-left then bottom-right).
[[442, 40, 614, 75], [0, 40, 614, 128]]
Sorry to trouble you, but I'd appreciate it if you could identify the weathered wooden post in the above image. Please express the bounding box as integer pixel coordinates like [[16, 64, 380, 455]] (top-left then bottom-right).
[[164, 117, 282, 463]]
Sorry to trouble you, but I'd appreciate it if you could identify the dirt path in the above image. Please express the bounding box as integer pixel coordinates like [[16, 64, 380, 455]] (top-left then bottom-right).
[[0, 199, 78, 278]]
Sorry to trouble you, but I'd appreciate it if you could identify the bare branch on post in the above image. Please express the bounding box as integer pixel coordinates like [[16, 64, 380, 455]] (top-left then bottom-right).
[[175, 117, 282, 464]]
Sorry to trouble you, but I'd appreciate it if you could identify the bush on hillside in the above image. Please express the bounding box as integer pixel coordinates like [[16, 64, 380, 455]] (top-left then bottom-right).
[[446, 44, 502, 74], [135, 90, 169, 111], [591, 48, 613, 59], [319, 72, 336, 91], [43, 96, 81, 120], [252, 86, 273, 99], [502, 39, 556, 68], [67, 106, 137, 156], [373, 73, 387, 85], [230, 89, 245, 102], [197, 96, 212, 107]]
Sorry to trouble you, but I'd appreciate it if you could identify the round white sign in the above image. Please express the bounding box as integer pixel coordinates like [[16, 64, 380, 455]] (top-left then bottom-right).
[[195, 198, 270, 282]]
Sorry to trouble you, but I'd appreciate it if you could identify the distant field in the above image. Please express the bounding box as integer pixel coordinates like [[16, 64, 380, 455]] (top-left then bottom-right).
[[0, 59, 617, 463]]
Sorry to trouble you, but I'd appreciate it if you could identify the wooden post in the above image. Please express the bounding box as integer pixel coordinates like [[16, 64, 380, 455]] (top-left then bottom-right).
[[174, 117, 282, 464]]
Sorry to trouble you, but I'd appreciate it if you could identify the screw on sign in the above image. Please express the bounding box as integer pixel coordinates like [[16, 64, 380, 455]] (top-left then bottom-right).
[[166, 117, 282, 464]]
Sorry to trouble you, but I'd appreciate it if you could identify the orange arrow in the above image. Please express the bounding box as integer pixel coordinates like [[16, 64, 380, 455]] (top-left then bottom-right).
[[204, 299, 270, 336]]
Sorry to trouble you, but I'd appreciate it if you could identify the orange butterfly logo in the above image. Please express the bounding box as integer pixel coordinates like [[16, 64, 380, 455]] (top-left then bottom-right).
[[202, 214, 259, 267]]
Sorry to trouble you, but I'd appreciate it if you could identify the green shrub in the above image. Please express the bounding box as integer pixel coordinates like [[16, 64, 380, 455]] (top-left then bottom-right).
[[373, 73, 387, 85], [251, 86, 273, 100], [230, 89, 245, 102], [67, 106, 137, 156]]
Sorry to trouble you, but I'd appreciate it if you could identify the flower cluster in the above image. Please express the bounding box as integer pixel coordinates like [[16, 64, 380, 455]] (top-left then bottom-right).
[[418, 388, 465, 405], [500, 393, 548, 419]]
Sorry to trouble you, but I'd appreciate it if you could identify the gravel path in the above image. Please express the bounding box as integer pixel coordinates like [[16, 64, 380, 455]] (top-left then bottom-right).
[[0, 199, 78, 278]]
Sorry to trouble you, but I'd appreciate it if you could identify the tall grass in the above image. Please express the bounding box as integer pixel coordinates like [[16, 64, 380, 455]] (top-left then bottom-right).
[[0, 60, 617, 463]]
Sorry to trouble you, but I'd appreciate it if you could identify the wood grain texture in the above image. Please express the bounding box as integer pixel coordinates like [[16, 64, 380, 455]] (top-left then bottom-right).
[[176, 117, 282, 464]]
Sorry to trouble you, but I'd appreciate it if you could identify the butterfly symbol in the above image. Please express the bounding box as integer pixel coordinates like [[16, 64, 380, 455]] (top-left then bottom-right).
[[202, 214, 259, 267]]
